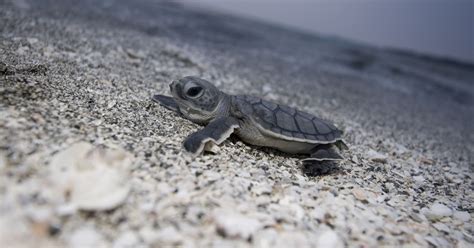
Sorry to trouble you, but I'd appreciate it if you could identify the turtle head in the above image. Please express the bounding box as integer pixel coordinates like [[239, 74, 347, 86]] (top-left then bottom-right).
[[169, 76, 224, 124]]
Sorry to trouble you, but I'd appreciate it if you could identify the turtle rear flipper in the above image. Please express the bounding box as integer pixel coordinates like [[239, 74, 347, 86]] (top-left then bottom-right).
[[335, 140, 349, 150], [301, 144, 343, 162]]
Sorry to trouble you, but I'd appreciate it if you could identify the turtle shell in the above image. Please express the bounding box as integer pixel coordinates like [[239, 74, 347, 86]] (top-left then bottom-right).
[[233, 95, 343, 143]]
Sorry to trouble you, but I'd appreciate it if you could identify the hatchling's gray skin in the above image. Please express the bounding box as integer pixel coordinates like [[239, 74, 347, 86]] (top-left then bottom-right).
[[153, 76, 345, 162]]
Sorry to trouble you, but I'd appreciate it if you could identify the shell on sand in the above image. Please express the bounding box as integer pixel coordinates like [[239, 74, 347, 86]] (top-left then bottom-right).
[[49, 142, 132, 211]]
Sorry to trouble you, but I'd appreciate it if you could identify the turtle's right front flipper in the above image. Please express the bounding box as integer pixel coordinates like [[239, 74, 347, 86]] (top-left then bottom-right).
[[183, 117, 240, 156], [152, 94, 179, 112]]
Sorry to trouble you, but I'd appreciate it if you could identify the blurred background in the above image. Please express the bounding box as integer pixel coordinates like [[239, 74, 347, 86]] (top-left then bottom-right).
[[179, 0, 473, 63]]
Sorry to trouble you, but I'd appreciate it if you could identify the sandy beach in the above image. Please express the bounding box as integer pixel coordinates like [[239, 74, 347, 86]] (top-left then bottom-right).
[[1, 0, 473, 247]]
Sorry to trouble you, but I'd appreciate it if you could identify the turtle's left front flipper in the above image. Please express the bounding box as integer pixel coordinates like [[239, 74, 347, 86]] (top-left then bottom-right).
[[183, 117, 240, 156]]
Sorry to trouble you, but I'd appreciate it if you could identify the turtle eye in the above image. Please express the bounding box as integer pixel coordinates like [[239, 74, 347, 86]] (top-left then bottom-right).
[[186, 86, 203, 98]]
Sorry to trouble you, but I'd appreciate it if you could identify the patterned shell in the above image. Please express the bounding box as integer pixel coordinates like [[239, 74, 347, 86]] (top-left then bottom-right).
[[233, 95, 343, 143]]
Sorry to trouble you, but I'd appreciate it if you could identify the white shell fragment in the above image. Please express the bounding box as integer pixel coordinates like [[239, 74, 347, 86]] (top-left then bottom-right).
[[453, 211, 471, 222], [113, 231, 140, 248], [68, 226, 107, 248], [0, 152, 7, 170], [203, 141, 221, 154], [423, 203, 453, 221], [316, 230, 344, 248], [366, 149, 388, 163], [0, 214, 36, 248], [352, 188, 368, 203], [213, 209, 262, 240], [49, 142, 132, 211]]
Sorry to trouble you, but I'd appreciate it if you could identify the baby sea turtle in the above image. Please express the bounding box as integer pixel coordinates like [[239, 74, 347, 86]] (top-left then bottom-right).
[[153, 76, 346, 162]]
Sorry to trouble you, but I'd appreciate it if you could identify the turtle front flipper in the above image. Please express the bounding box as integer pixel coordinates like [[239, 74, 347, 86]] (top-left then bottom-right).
[[301, 144, 343, 162], [152, 94, 179, 112], [183, 117, 240, 156]]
